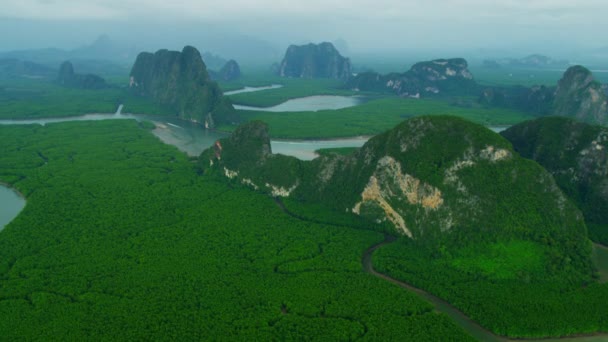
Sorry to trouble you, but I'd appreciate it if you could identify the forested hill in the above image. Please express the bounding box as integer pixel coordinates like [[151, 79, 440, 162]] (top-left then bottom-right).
[[347, 58, 477, 97], [129, 46, 237, 128], [502, 116, 608, 244], [278, 42, 352, 80], [200, 116, 594, 281]]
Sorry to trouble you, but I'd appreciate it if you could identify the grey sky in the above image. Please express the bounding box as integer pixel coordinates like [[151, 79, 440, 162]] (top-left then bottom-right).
[[1, 0, 606, 59]]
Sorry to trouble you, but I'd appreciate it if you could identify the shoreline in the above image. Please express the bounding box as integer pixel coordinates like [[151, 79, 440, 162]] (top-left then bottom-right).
[[0, 181, 26, 200]]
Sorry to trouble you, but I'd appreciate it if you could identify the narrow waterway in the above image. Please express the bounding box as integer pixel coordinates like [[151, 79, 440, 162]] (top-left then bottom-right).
[[224, 84, 283, 96], [363, 235, 608, 342]]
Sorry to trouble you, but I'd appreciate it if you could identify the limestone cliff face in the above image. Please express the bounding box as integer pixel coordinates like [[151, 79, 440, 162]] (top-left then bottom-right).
[[219, 60, 241, 81], [553, 66, 608, 125], [209, 60, 241, 82], [200, 116, 587, 268], [347, 58, 477, 97], [129, 46, 237, 127], [502, 117, 608, 243], [57, 61, 107, 89], [278, 42, 351, 80]]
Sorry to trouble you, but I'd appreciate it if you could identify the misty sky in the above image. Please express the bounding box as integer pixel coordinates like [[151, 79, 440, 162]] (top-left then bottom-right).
[[1, 0, 607, 58]]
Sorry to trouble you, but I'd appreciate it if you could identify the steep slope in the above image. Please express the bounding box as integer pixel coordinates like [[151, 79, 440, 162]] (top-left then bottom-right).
[[209, 60, 241, 82], [348, 58, 477, 97], [553, 66, 608, 125], [502, 117, 608, 244], [129, 46, 236, 127], [201, 116, 593, 278], [57, 61, 107, 89], [278, 42, 352, 80]]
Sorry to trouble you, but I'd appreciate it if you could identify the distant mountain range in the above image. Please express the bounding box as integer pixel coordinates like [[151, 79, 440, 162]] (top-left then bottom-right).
[[482, 54, 570, 69]]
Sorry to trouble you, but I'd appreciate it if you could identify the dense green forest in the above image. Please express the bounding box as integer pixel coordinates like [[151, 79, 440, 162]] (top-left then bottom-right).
[[0, 77, 533, 140], [374, 237, 608, 338], [0, 120, 473, 340], [0, 78, 172, 119], [501, 117, 608, 246], [199, 116, 608, 339]]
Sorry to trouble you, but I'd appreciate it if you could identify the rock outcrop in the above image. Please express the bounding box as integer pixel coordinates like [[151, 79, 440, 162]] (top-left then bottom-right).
[[502, 116, 608, 244], [209, 60, 241, 82], [129, 46, 237, 127], [201, 117, 590, 275], [57, 61, 107, 89], [479, 66, 608, 125], [553, 66, 608, 125], [348, 58, 478, 97], [278, 42, 351, 80]]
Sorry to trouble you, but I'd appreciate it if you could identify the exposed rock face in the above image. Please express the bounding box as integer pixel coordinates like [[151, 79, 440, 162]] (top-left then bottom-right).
[[201, 117, 589, 275], [479, 66, 608, 125], [129, 46, 236, 127], [209, 60, 241, 82], [220, 60, 241, 81], [278, 42, 352, 80], [502, 117, 608, 243], [57, 61, 107, 89], [553, 66, 608, 125], [347, 58, 477, 97]]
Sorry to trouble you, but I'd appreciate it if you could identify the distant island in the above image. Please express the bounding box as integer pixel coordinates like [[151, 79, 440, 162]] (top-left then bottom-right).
[[348, 58, 477, 97], [57, 61, 107, 89], [129, 46, 237, 128], [277, 42, 352, 79]]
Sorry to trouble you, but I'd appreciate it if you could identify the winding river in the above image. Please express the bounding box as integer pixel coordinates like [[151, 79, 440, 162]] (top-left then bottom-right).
[[0, 185, 25, 231], [272, 198, 608, 341], [224, 84, 283, 96], [363, 236, 608, 342], [0, 93, 605, 339]]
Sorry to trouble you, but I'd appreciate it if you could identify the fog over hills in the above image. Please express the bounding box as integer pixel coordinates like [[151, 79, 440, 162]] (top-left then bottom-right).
[[1, 0, 608, 66]]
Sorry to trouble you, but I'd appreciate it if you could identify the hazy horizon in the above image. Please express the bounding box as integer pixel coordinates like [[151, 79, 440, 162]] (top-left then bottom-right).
[[1, 0, 608, 65]]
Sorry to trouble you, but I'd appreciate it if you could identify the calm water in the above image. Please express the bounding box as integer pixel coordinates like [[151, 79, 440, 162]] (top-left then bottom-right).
[[488, 126, 509, 133], [0, 112, 358, 159], [0, 112, 511, 159], [0, 185, 25, 231], [234, 95, 365, 112], [224, 84, 283, 96], [272, 138, 367, 160]]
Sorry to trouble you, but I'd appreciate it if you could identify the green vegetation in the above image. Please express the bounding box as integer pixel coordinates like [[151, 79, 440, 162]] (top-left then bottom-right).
[[217, 71, 284, 92], [471, 65, 608, 87], [502, 117, 608, 245], [222, 97, 533, 139], [227, 77, 359, 107], [0, 78, 172, 119], [451, 241, 545, 280], [0, 120, 473, 340], [130, 46, 236, 126], [201, 116, 608, 338], [315, 147, 359, 157], [277, 42, 352, 80], [374, 237, 608, 338]]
